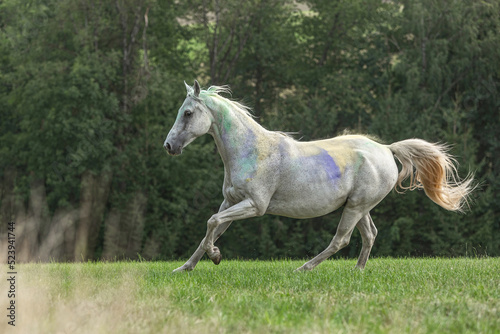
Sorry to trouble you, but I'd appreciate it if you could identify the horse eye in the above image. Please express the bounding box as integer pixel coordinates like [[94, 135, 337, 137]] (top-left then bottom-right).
[[184, 110, 193, 117]]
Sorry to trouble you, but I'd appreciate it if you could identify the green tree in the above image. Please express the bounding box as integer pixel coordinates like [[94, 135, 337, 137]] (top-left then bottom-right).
[[371, 0, 500, 256]]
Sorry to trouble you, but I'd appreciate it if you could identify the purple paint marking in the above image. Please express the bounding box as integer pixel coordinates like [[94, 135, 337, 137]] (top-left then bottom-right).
[[278, 139, 341, 182], [282, 144, 342, 182], [314, 149, 341, 182]]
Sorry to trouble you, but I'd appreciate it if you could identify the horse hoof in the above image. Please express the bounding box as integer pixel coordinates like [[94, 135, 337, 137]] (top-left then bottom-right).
[[173, 265, 194, 273], [294, 264, 313, 272], [210, 247, 222, 265]]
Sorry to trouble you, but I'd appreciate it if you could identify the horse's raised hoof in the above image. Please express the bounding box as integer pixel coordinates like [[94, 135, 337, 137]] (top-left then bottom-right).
[[210, 247, 222, 265]]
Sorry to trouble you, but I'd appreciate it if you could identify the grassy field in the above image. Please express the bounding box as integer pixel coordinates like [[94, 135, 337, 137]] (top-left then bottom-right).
[[1, 258, 498, 334]]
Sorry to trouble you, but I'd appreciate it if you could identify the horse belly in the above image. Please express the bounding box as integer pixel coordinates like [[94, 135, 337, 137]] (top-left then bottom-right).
[[266, 179, 349, 219]]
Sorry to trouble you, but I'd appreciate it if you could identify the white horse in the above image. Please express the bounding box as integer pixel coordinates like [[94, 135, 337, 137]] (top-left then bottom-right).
[[164, 81, 473, 272]]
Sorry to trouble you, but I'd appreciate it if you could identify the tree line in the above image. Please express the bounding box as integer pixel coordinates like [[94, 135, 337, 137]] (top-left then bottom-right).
[[0, 0, 498, 261]]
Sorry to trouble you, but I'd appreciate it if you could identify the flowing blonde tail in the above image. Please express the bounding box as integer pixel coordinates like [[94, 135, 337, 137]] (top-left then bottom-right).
[[389, 139, 474, 212]]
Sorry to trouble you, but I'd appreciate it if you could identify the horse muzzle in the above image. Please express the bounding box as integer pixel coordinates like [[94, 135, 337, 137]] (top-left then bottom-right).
[[164, 141, 183, 156]]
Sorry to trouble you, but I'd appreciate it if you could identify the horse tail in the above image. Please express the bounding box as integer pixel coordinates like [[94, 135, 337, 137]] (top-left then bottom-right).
[[388, 139, 474, 212]]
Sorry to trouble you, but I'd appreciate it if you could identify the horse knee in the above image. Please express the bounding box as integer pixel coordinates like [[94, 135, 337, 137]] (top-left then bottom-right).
[[207, 215, 221, 229]]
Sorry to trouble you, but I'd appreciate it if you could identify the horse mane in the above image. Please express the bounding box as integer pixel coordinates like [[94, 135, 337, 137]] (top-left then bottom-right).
[[196, 84, 292, 138], [199, 85, 256, 119]]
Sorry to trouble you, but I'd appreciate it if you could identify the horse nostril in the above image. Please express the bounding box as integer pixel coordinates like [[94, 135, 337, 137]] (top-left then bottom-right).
[[165, 142, 172, 152]]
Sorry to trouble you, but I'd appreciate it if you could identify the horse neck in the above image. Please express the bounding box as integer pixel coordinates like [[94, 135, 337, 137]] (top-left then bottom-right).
[[208, 106, 266, 169]]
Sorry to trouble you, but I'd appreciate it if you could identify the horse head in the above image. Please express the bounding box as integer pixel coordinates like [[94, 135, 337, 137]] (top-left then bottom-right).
[[164, 80, 213, 155]]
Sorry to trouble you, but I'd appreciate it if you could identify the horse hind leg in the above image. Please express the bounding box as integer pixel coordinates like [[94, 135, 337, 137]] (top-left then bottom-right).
[[355, 213, 377, 270], [295, 207, 365, 272]]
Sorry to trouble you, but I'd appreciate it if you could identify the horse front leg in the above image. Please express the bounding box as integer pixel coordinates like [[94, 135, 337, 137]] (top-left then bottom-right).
[[203, 198, 261, 265], [172, 223, 233, 272], [173, 201, 232, 273]]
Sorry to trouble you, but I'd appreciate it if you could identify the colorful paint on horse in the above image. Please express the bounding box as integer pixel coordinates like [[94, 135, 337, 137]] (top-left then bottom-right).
[[277, 140, 342, 185], [201, 90, 260, 181], [235, 129, 258, 179], [315, 149, 341, 182], [306, 137, 371, 177]]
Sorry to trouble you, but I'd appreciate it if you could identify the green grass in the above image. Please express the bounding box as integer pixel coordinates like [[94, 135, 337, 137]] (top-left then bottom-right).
[[2, 258, 499, 333]]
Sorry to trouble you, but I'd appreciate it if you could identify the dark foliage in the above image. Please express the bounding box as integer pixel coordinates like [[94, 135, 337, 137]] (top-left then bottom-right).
[[0, 0, 498, 261]]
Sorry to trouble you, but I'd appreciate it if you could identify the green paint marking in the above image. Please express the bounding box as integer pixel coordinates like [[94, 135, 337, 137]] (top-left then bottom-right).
[[202, 93, 258, 179]]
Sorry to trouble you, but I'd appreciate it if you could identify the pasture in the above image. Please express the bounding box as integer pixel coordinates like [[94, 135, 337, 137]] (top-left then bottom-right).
[[2, 257, 498, 333]]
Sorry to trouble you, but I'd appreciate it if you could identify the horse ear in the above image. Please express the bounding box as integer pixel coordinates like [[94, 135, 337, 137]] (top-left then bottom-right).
[[193, 80, 201, 97], [184, 81, 194, 96]]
